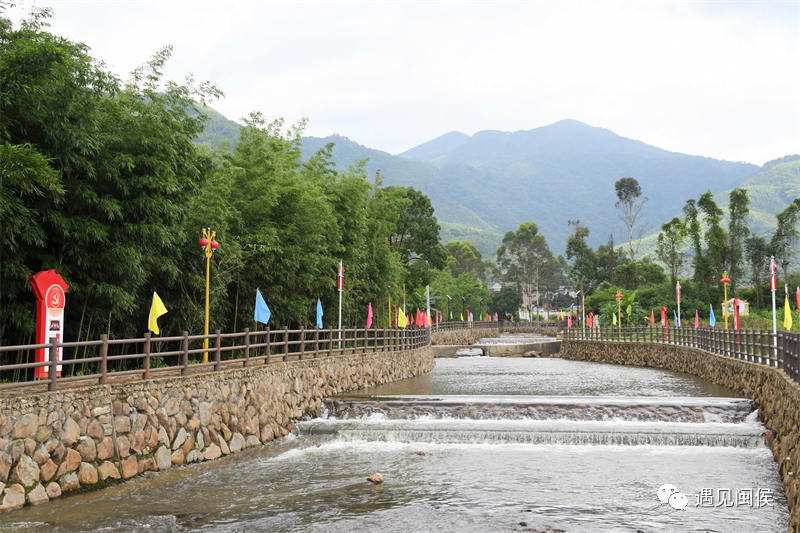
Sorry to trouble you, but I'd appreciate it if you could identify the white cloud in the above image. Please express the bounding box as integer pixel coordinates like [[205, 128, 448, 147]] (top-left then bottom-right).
[[8, 1, 799, 164]]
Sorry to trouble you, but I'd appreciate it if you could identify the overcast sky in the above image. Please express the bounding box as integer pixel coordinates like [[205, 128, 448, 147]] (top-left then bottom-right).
[[9, 1, 800, 165]]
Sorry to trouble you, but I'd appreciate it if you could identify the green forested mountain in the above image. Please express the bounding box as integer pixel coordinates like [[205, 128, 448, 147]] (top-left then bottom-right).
[[301, 121, 758, 256], [198, 109, 764, 260]]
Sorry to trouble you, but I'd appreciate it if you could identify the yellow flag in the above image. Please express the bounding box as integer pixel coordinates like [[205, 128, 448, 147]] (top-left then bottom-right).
[[460, 313, 464, 321], [785, 296, 793, 331], [426, 311, 432, 327], [398, 308, 408, 328], [148, 292, 168, 335]]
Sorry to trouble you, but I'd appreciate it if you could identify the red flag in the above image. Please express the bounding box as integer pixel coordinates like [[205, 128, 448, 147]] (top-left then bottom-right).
[[416, 308, 423, 327], [650, 310, 654, 324], [771, 257, 777, 291], [408, 313, 414, 326], [796, 287, 800, 320]]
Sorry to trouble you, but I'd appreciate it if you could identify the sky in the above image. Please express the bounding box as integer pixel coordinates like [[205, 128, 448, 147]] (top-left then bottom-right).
[[7, 1, 800, 165]]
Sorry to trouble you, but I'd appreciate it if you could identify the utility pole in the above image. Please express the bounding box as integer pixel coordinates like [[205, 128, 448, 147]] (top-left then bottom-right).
[[781, 223, 790, 298]]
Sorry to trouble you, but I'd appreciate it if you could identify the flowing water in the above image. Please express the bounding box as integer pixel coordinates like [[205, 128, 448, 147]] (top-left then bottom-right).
[[2, 358, 789, 532]]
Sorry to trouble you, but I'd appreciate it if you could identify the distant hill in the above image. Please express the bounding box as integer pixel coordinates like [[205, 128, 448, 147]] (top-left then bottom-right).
[[194, 109, 765, 260], [305, 121, 758, 257], [635, 155, 800, 263], [192, 105, 242, 147]]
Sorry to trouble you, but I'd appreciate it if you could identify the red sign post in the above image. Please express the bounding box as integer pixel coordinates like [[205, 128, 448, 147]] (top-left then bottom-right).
[[28, 270, 69, 379]]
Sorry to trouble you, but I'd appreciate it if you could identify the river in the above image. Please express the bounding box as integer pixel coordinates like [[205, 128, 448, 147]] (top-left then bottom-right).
[[1, 357, 789, 532]]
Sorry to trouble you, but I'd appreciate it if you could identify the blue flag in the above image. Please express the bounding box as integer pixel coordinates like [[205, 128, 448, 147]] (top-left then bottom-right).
[[709, 304, 716, 327], [674, 310, 678, 327], [316, 299, 323, 329], [254, 289, 271, 325]]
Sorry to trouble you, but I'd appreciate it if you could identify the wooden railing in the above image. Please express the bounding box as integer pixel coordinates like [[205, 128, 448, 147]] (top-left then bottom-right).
[[563, 325, 798, 384], [0, 325, 435, 392]]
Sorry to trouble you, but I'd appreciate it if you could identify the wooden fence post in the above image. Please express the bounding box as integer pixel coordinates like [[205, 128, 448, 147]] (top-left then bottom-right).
[[143, 332, 151, 380], [299, 326, 305, 361], [244, 327, 250, 367], [48, 336, 58, 392], [181, 331, 189, 376], [214, 329, 221, 371], [283, 327, 289, 362], [99, 334, 108, 385], [314, 327, 320, 358], [265, 326, 271, 364]]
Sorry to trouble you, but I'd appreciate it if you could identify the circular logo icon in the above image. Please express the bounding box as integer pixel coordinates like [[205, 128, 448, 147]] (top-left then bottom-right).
[[46, 285, 65, 317]]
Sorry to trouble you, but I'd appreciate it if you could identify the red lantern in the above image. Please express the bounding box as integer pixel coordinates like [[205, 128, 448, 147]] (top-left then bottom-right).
[[210, 241, 219, 249], [198, 238, 209, 247]]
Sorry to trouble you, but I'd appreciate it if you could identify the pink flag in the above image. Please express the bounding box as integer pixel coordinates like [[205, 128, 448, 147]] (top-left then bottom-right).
[[367, 303, 373, 329], [695, 310, 699, 329], [568, 316, 572, 328]]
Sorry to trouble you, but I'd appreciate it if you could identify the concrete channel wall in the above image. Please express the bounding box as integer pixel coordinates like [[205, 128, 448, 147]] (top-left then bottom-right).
[[561, 339, 800, 532], [0, 347, 433, 512]]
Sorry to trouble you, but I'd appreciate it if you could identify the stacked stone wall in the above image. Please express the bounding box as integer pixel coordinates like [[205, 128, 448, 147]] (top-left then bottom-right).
[[561, 340, 800, 532], [0, 347, 433, 511], [431, 328, 498, 346]]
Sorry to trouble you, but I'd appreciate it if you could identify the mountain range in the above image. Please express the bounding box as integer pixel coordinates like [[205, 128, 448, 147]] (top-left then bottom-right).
[[196, 108, 797, 260]]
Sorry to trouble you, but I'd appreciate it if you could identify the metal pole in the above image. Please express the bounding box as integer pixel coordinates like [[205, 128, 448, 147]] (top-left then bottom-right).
[[772, 256, 778, 358], [426, 285, 430, 326], [582, 292, 585, 330], [338, 261, 343, 348], [203, 251, 210, 363]]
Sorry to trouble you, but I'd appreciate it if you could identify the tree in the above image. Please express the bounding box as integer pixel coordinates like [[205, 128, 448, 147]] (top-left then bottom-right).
[[727, 188, 750, 292], [745, 235, 770, 308], [497, 222, 553, 319], [489, 286, 523, 320], [683, 199, 709, 297], [446, 241, 485, 279], [656, 217, 686, 285], [614, 177, 648, 262], [386, 186, 447, 289], [565, 220, 596, 295], [607, 234, 616, 285], [697, 190, 728, 287], [771, 199, 800, 297]]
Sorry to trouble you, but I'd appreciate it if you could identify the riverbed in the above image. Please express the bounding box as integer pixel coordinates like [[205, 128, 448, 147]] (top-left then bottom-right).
[[1, 358, 788, 532]]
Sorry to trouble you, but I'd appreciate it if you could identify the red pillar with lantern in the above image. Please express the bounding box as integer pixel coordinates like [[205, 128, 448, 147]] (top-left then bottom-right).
[[28, 270, 70, 379]]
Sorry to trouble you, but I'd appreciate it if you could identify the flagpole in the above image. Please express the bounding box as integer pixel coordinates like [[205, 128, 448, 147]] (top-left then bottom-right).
[[676, 281, 681, 328], [426, 285, 430, 328], [198, 228, 218, 364], [338, 261, 343, 348], [771, 256, 778, 359]]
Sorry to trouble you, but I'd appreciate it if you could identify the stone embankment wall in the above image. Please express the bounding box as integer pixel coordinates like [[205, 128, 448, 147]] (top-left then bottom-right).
[[431, 328, 498, 346], [561, 340, 800, 532], [500, 326, 558, 337], [0, 347, 433, 512]]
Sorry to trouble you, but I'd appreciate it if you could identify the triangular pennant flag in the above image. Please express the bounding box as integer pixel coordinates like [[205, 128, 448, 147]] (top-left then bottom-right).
[[367, 303, 373, 329], [674, 310, 678, 328], [650, 309, 654, 324], [784, 296, 793, 331], [612, 312, 617, 325], [316, 299, 324, 329], [398, 308, 408, 327], [709, 304, 716, 327], [695, 310, 699, 329], [148, 292, 168, 335], [254, 289, 271, 325]]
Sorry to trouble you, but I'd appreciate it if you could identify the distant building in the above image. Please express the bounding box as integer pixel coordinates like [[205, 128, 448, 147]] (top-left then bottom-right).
[[489, 282, 504, 294]]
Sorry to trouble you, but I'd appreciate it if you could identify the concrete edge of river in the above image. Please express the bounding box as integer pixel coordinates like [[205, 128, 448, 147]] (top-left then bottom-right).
[[561, 339, 800, 533], [0, 346, 434, 512]]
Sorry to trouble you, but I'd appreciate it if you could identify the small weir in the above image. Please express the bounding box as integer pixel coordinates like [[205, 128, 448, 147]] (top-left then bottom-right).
[[2, 357, 790, 532]]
